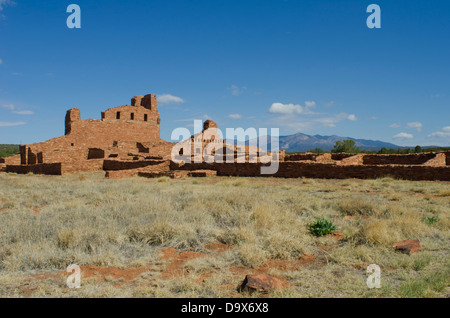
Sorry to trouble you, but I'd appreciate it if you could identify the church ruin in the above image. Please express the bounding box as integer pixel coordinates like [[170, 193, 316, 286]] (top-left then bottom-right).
[[1, 94, 449, 181]]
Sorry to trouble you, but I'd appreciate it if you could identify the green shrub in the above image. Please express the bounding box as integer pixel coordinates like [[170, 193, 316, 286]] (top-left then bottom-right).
[[307, 218, 337, 236], [423, 216, 440, 225]]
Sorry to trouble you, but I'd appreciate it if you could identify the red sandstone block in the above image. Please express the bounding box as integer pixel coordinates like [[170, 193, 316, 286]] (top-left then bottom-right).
[[238, 274, 284, 293], [393, 239, 422, 254], [188, 170, 217, 177]]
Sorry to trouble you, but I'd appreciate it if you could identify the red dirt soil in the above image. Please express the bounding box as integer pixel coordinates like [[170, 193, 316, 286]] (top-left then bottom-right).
[[18, 246, 328, 297], [159, 248, 206, 279]]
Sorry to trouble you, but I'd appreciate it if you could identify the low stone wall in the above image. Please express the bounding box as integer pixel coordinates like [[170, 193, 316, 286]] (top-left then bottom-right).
[[331, 153, 357, 160], [315, 153, 333, 162], [5, 163, 63, 175], [62, 160, 105, 174], [1, 154, 21, 165], [138, 169, 217, 179], [103, 159, 169, 171], [363, 153, 437, 165], [423, 153, 447, 167], [105, 159, 170, 178], [173, 161, 450, 181], [276, 162, 450, 180], [284, 153, 318, 161], [5, 159, 104, 175], [336, 154, 364, 166]]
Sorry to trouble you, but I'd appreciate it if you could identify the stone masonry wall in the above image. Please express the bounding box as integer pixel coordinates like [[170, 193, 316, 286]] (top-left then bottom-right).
[[423, 153, 447, 167], [13, 94, 164, 174], [363, 153, 437, 165], [284, 153, 318, 161], [172, 161, 450, 181], [6, 163, 63, 175]]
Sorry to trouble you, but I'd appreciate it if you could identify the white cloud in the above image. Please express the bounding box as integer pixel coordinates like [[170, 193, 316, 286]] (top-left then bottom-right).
[[269, 112, 357, 132], [0, 58, 2, 65], [268, 100, 357, 132], [324, 101, 334, 107], [13, 110, 34, 115], [428, 126, 450, 139], [389, 123, 401, 128], [1, 104, 14, 110], [1, 103, 34, 115], [0, 0, 15, 13], [228, 85, 247, 96], [157, 94, 185, 104], [228, 114, 242, 119], [406, 121, 423, 132], [304, 101, 316, 108], [393, 132, 414, 140], [269, 102, 317, 115], [315, 113, 357, 127], [0, 121, 25, 127]]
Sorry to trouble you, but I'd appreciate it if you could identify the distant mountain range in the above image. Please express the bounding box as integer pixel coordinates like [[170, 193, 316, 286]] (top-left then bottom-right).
[[228, 133, 401, 152], [276, 133, 401, 152]]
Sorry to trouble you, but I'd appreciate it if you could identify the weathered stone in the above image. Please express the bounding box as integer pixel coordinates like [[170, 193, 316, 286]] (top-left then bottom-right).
[[239, 274, 283, 293], [393, 239, 422, 254], [3, 92, 450, 180], [188, 170, 217, 177]]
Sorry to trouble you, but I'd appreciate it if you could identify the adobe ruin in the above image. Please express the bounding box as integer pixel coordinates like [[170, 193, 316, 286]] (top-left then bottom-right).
[[1, 94, 450, 181], [4, 94, 173, 175]]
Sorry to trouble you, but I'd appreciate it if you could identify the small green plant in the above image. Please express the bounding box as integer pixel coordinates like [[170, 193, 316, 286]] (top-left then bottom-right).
[[232, 238, 245, 246], [307, 218, 337, 236], [423, 216, 440, 225]]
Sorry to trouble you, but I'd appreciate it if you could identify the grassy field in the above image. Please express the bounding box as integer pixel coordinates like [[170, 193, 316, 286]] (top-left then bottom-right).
[[0, 172, 448, 298]]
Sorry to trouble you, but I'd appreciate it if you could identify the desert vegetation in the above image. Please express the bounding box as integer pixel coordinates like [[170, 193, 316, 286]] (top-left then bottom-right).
[[0, 172, 448, 297], [302, 140, 450, 155], [0, 145, 19, 158]]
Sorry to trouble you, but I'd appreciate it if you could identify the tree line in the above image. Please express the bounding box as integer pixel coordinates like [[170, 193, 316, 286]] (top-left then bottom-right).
[[0, 144, 20, 158], [306, 140, 450, 154]]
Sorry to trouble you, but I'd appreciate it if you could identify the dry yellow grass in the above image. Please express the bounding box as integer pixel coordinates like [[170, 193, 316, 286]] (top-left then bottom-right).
[[0, 172, 448, 298]]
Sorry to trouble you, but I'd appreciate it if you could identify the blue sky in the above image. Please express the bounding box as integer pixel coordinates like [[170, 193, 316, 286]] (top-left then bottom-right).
[[0, 0, 449, 147]]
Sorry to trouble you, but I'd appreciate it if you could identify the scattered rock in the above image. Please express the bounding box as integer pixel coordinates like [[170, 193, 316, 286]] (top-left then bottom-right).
[[238, 274, 283, 293], [393, 239, 422, 254]]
